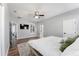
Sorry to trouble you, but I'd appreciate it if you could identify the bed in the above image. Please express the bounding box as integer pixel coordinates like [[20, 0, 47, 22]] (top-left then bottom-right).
[[28, 36, 63, 56], [28, 35, 79, 56]]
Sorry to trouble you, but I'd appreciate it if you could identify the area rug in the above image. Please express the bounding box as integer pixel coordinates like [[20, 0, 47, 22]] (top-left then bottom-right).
[[17, 42, 30, 56]]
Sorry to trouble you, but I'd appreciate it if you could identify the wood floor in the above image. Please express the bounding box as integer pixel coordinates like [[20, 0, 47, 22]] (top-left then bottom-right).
[[8, 37, 39, 56], [8, 47, 19, 56]]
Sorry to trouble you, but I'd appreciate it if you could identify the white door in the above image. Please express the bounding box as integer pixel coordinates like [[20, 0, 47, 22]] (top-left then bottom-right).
[[63, 19, 76, 37]]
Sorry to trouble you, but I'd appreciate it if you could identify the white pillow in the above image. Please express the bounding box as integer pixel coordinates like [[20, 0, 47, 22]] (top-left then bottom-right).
[[61, 38, 79, 56]]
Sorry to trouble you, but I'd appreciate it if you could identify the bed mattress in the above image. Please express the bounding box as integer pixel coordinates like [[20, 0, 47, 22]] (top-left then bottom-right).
[[28, 36, 62, 56]]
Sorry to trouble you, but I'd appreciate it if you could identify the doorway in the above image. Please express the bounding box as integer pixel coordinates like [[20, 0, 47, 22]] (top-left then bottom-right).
[[9, 22, 17, 48]]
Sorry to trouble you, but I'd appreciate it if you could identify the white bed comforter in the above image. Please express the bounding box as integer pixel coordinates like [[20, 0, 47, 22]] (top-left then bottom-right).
[[28, 36, 62, 56]]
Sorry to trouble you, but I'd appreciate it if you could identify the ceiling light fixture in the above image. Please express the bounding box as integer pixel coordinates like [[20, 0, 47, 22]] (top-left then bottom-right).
[[34, 11, 40, 19], [34, 15, 40, 19], [34, 10, 45, 19]]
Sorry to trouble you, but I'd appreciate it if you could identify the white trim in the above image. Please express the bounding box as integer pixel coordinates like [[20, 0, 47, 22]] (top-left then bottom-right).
[[1, 4, 5, 56], [0, 4, 2, 56]]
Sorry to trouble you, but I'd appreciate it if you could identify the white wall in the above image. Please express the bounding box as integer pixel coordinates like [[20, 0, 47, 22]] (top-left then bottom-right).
[[0, 4, 3, 56], [37, 16, 63, 37], [0, 4, 10, 56], [4, 4, 10, 56], [35, 22, 40, 37], [37, 8, 79, 37]]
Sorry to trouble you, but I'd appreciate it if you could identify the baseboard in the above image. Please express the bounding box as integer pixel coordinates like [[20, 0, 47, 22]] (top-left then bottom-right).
[[17, 36, 39, 40]]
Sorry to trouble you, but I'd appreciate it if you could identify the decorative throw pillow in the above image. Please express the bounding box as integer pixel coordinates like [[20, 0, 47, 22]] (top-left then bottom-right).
[[61, 38, 79, 56], [60, 35, 79, 52]]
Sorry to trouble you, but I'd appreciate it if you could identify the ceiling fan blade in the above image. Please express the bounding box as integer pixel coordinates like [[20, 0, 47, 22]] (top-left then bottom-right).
[[39, 14, 44, 16]]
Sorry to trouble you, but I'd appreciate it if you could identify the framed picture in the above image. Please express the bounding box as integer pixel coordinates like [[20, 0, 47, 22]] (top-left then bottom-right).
[[20, 24, 29, 30]]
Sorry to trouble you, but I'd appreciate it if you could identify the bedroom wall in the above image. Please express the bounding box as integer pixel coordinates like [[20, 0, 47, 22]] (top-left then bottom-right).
[[0, 4, 10, 56], [37, 15, 63, 37], [39, 17, 63, 37], [35, 22, 40, 37], [3, 4, 10, 56], [37, 8, 79, 37], [0, 4, 3, 56]]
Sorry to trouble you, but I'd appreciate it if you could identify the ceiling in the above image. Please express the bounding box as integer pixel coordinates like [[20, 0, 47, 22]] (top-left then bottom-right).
[[7, 3, 79, 22]]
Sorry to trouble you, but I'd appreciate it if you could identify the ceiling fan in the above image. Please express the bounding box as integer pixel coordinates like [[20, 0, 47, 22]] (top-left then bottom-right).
[[13, 10, 45, 19], [34, 10, 45, 19]]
